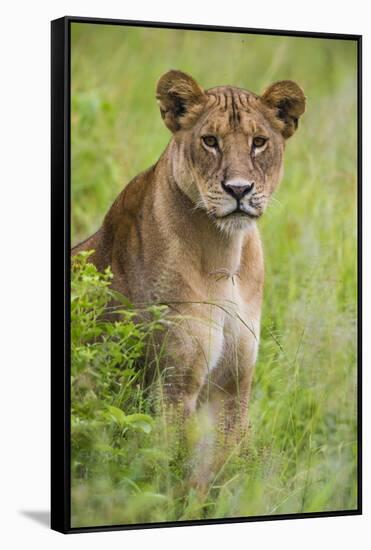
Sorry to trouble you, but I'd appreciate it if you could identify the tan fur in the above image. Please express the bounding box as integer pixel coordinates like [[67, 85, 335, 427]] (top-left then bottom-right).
[[72, 70, 305, 486]]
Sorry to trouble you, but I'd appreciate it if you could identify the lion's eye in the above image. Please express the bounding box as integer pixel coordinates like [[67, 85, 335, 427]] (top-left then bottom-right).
[[202, 135, 218, 148], [252, 136, 268, 148]]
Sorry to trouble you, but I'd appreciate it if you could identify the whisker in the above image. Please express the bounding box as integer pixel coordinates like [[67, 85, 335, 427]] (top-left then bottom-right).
[[269, 195, 283, 207]]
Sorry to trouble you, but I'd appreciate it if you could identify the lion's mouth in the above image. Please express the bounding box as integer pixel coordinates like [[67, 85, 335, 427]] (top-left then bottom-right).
[[220, 205, 260, 219]]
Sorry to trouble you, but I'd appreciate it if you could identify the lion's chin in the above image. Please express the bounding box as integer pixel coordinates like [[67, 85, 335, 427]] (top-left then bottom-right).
[[213, 213, 256, 235]]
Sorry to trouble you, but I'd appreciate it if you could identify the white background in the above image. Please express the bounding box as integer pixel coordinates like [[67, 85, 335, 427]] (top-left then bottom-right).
[[0, 0, 369, 548]]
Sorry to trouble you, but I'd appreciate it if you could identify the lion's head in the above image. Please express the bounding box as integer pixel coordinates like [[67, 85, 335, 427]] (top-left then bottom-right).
[[156, 70, 305, 233]]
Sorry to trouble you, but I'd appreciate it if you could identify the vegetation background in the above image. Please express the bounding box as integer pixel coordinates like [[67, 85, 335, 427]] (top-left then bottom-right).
[[70, 22, 358, 528]]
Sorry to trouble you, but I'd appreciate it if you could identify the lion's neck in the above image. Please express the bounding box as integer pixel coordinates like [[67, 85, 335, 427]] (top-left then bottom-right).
[[201, 230, 245, 280]]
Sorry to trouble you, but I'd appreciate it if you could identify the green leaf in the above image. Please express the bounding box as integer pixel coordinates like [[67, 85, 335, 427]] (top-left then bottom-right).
[[124, 413, 154, 434], [106, 405, 126, 426], [109, 289, 133, 308]]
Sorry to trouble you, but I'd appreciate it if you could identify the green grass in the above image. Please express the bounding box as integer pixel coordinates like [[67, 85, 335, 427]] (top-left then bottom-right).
[[70, 23, 358, 527]]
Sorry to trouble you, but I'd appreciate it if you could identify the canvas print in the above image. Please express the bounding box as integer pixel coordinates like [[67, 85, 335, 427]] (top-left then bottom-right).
[[66, 20, 359, 530]]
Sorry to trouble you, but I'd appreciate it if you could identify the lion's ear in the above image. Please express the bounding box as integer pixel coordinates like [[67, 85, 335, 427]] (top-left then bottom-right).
[[156, 70, 206, 132], [261, 80, 306, 138]]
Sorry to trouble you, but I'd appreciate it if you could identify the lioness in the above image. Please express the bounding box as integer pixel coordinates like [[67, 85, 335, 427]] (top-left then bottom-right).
[[73, 70, 305, 483]]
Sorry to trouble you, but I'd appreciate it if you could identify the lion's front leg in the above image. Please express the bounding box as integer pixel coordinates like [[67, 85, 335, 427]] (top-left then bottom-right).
[[156, 310, 224, 419], [190, 330, 258, 491]]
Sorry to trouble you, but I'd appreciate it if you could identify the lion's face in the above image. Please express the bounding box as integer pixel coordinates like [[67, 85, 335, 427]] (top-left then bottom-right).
[[157, 71, 305, 233], [178, 88, 286, 232]]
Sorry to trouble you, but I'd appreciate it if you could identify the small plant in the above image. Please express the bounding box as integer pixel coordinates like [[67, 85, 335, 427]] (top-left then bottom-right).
[[71, 252, 179, 525]]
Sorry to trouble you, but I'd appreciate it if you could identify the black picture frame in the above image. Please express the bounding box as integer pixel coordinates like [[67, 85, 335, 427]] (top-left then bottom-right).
[[51, 15, 362, 534]]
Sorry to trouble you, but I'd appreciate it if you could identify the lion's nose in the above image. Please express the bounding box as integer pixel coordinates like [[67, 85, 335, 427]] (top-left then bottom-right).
[[222, 180, 254, 200]]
